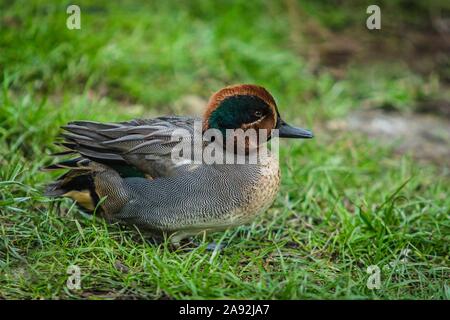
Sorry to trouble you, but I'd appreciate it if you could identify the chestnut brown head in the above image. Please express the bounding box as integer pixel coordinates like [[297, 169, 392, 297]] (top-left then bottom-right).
[[203, 84, 313, 141]]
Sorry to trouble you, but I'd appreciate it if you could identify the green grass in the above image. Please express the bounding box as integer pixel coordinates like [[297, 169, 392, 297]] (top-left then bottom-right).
[[0, 0, 449, 299]]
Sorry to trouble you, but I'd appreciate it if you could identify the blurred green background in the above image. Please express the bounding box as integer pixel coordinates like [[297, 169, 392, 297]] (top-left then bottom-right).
[[0, 0, 449, 299]]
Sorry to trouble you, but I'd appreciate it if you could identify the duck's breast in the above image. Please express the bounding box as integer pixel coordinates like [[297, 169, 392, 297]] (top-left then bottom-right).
[[230, 157, 280, 224]]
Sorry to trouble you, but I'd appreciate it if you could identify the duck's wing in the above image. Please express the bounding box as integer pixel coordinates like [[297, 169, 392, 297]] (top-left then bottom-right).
[[54, 116, 201, 178]]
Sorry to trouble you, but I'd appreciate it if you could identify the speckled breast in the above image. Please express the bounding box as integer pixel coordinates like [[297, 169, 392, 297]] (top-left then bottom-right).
[[231, 157, 280, 224]]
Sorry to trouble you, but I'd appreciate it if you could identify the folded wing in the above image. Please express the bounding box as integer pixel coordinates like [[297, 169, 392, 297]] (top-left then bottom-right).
[[54, 116, 200, 178]]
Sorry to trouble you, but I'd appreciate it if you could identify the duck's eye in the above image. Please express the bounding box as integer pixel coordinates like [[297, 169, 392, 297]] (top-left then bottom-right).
[[254, 110, 263, 118]]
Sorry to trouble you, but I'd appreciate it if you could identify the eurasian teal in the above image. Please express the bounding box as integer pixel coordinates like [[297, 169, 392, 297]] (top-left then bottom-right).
[[44, 84, 313, 244]]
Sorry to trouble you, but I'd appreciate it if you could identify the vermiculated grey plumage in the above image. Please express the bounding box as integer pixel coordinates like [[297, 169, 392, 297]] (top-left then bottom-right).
[[44, 116, 281, 243]]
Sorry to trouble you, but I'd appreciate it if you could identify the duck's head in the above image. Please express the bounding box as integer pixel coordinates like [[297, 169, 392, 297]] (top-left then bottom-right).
[[203, 84, 313, 141]]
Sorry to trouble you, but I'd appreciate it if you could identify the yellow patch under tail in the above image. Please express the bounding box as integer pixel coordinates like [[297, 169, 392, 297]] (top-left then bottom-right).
[[63, 190, 95, 211]]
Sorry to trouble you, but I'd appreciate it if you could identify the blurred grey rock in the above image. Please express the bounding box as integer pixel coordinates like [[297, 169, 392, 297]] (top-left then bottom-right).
[[328, 107, 450, 165]]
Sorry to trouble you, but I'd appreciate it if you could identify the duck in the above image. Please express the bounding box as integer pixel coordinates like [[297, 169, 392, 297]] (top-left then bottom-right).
[[43, 84, 313, 245]]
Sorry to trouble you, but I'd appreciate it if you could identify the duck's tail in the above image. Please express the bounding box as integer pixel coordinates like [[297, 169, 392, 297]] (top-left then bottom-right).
[[42, 157, 100, 213]]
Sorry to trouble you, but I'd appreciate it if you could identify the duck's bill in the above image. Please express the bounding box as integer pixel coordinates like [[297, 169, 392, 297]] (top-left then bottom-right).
[[277, 120, 313, 139]]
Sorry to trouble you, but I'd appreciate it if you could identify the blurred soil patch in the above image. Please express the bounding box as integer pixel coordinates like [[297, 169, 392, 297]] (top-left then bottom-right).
[[326, 101, 450, 166], [285, 0, 450, 80]]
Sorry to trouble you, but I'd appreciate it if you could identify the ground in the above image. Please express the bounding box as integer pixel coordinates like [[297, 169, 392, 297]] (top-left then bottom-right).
[[0, 1, 449, 299]]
